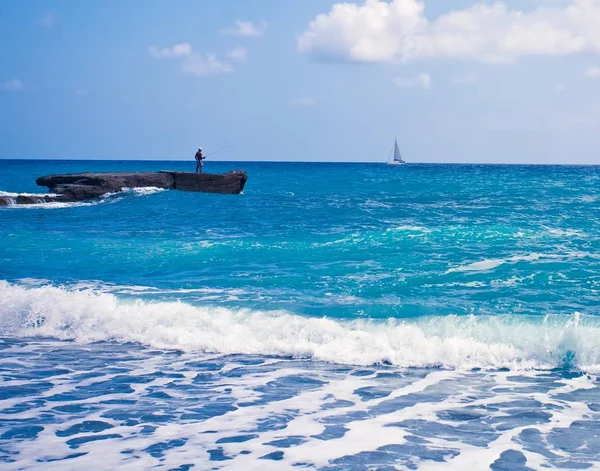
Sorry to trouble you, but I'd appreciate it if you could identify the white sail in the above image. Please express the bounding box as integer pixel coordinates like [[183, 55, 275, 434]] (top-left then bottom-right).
[[387, 138, 406, 165], [393, 139, 404, 163]]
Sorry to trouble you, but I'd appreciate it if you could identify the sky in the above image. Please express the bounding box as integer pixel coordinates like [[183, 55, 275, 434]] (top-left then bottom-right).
[[1, 0, 600, 163]]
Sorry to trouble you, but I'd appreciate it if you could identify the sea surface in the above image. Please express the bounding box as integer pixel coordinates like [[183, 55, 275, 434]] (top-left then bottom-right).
[[1, 160, 600, 470]]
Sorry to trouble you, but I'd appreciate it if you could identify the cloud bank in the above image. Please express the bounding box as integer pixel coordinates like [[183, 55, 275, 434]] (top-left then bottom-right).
[[298, 0, 600, 64], [149, 43, 247, 77]]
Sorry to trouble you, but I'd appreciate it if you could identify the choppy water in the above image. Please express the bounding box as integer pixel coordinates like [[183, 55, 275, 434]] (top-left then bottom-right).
[[1, 160, 600, 469]]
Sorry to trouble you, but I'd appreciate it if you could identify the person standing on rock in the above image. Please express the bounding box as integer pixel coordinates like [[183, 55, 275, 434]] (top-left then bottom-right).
[[195, 147, 205, 173]]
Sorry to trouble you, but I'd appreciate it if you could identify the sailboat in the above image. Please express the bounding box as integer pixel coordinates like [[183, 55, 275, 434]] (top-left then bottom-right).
[[386, 138, 406, 165]]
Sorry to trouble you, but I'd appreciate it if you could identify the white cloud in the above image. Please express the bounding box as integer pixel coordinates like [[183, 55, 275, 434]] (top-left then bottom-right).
[[586, 66, 600, 78], [182, 53, 233, 77], [555, 84, 567, 91], [226, 47, 248, 63], [220, 20, 267, 37], [395, 72, 431, 89], [453, 73, 478, 85], [38, 11, 55, 27], [149, 43, 244, 77], [299, 0, 600, 64], [0, 79, 24, 92], [289, 98, 317, 107], [149, 43, 193, 58]]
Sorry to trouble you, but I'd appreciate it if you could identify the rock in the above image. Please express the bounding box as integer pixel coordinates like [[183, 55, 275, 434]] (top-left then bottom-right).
[[0, 193, 69, 206], [36, 172, 176, 192], [27, 170, 248, 205], [36, 171, 247, 199], [15, 195, 45, 205], [51, 184, 112, 202], [0, 170, 248, 207], [44, 195, 68, 203], [166, 170, 248, 194]]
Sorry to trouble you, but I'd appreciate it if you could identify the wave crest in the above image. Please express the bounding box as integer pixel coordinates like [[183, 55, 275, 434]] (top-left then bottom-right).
[[1, 281, 599, 371]]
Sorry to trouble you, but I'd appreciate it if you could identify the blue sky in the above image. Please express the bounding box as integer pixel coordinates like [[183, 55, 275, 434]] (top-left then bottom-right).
[[1, 0, 599, 163]]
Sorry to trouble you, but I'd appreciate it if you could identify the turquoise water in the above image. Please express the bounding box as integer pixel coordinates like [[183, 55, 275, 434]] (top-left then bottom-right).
[[1, 160, 600, 469]]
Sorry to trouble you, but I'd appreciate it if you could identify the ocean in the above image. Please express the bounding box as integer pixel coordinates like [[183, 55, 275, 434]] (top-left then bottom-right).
[[1, 159, 600, 470]]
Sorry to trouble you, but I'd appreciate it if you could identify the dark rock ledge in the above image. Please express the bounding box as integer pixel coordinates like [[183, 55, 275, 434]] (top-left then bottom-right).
[[0, 170, 247, 206]]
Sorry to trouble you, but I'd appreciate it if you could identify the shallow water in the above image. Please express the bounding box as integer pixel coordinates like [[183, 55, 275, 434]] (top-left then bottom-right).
[[1, 160, 600, 469]]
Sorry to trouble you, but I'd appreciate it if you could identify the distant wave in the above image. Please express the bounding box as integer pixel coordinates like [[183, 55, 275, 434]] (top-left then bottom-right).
[[1, 281, 599, 372], [386, 225, 431, 233], [446, 258, 506, 273], [445, 252, 586, 274]]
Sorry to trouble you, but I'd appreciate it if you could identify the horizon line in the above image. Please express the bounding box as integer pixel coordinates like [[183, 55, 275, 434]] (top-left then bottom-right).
[[1, 158, 600, 166]]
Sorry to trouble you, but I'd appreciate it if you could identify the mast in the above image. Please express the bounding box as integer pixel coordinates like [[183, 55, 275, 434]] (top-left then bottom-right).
[[386, 141, 394, 164]]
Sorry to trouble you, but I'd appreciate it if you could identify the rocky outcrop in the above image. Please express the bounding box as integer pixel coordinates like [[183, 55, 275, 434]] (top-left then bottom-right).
[[168, 171, 248, 194], [0, 193, 68, 207], [0, 170, 247, 206], [36, 172, 177, 192]]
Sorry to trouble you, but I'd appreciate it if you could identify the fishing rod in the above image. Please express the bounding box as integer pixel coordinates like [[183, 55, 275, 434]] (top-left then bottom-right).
[[204, 145, 233, 158]]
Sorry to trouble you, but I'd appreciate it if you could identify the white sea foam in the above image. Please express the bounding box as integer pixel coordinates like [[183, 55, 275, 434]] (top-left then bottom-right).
[[0, 190, 58, 198], [446, 252, 570, 274], [2, 199, 105, 209], [0, 186, 166, 209], [0, 188, 110, 209], [546, 227, 586, 238], [491, 274, 536, 287], [122, 186, 167, 196], [72, 281, 250, 298], [446, 258, 506, 273], [96, 186, 166, 200], [1, 281, 599, 371], [387, 225, 431, 233], [0, 190, 56, 208], [361, 199, 392, 209]]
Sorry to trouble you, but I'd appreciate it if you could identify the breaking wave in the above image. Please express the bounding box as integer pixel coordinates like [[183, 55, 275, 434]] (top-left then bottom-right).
[[0, 187, 166, 209], [1, 281, 599, 371], [119, 186, 167, 197]]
